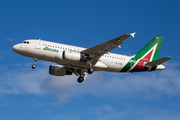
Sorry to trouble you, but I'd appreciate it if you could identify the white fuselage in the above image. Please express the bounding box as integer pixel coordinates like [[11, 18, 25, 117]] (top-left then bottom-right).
[[12, 39, 132, 72]]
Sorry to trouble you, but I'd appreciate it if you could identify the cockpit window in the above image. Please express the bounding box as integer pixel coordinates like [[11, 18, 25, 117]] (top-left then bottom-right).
[[21, 41, 29, 44], [21, 41, 26, 43]]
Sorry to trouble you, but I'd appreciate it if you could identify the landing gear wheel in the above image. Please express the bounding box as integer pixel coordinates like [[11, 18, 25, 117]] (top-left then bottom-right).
[[87, 68, 94, 74], [32, 64, 36, 69], [32, 58, 37, 69], [77, 77, 84, 83]]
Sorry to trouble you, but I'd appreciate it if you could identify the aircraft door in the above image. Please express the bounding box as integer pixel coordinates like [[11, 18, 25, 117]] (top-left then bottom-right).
[[35, 40, 41, 50]]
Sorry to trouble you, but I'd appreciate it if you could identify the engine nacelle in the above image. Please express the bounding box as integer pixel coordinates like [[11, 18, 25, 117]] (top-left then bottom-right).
[[62, 50, 81, 62], [55, 51, 63, 61], [49, 65, 72, 76]]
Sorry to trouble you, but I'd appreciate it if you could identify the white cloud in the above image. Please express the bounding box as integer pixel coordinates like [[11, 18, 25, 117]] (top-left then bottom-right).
[[49, 114, 81, 120], [1, 61, 180, 102], [86, 105, 180, 120], [40, 75, 78, 102], [6, 38, 15, 42], [0, 62, 49, 95], [0, 50, 14, 60], [48, 104, 180, 120], [1, 61, 180, 120], [40, 61, 180, 101]]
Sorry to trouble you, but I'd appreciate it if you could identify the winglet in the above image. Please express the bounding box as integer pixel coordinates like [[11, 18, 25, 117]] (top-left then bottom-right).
[[130, 32, 136, 37]]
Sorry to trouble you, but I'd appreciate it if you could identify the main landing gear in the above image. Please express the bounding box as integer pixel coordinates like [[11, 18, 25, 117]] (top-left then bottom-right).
[[76, 68, 94, 83], [75, 69, 87, 83], [32, 58, 37, 69], [77, 76, 84, 83], [87, 68, 94, 74], [87, 60, 94, 74]]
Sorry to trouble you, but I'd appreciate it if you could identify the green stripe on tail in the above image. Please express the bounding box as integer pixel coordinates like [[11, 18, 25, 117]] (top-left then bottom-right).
[[120, 36, 164, 72]]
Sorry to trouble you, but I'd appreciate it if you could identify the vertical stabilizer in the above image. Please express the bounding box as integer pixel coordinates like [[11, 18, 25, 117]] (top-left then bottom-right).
[[120, 36, 164, 72], [134, 36, 164, 62]]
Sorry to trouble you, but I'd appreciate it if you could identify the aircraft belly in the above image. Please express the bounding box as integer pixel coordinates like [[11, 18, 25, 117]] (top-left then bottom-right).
[[58, 61, 89, 69]]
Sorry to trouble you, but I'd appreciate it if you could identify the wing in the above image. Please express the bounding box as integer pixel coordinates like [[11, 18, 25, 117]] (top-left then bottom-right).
[[81, 32, 135, 65]]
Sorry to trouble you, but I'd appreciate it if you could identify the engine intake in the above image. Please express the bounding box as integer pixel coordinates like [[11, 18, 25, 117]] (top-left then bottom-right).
[[49, 65, 72, 76]]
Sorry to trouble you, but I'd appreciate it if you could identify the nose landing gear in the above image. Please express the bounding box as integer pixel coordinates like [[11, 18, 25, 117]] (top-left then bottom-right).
[[32, 58, 37, 69], [32, 64, 36, 69]]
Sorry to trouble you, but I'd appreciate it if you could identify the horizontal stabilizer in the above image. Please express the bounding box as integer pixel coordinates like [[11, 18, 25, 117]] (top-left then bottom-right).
[[145, 57, 172, 67]]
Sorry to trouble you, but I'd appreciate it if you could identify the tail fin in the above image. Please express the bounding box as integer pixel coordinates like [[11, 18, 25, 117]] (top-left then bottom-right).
[[134, 36, 164, 62], [120, 36, 165, 72]]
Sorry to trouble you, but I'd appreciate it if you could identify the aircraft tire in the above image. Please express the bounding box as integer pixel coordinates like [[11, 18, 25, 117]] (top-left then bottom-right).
[[32, 64, 36, 69], [87, 68, 94, 74], [77, 77, 84, 83]]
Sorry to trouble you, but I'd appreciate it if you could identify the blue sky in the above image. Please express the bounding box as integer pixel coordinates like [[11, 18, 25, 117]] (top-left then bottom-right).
[[0, 0, 180, 120]]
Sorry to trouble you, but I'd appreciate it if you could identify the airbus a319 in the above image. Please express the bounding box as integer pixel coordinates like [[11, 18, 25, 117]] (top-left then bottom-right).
[[12, 33, 171, 83]]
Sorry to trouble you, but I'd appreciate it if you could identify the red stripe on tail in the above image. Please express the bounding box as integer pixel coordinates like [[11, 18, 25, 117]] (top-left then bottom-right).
[[131, 50, 153, 72]]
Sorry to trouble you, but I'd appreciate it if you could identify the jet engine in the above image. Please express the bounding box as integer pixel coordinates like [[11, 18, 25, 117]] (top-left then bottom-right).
[[63, 50, 85, 62], [49, 65, 72, 76], [55, 50, 89, 62], [55, 51, 63, 60]]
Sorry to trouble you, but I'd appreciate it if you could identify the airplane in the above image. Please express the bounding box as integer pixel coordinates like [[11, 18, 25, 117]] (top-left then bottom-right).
[[12, 33, 171, 83]]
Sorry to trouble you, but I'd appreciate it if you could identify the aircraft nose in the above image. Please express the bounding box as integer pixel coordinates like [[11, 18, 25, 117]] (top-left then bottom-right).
[[12, 44, 17, 52], [12, 44, 20, 53]]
